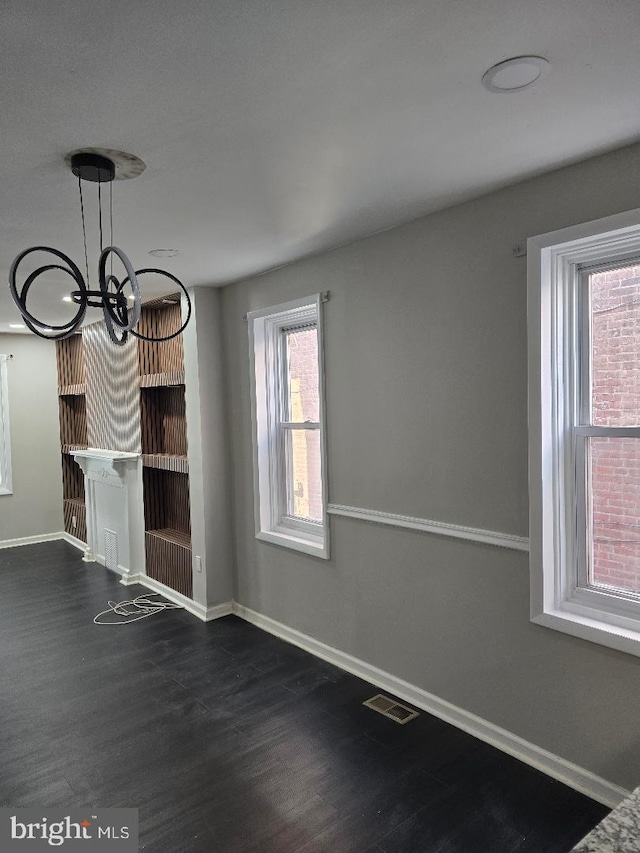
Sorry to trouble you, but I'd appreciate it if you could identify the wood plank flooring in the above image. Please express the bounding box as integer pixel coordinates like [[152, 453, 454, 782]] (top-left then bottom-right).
[[0, 542, 609, 852]]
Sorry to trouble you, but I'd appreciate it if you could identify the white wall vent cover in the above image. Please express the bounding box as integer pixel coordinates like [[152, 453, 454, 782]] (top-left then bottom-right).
[[104, 528, 119, 572], [363, 694, 420, 724]]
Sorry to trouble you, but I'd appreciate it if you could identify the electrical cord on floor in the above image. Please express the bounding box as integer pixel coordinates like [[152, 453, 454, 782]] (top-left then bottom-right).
[[94, 593, 183, 625]]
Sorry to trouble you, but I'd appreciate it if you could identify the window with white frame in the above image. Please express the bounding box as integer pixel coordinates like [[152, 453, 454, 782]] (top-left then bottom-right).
[[0, 354, 13, 496], [529, 209, 640, 656], [248, 294, 329, 558]]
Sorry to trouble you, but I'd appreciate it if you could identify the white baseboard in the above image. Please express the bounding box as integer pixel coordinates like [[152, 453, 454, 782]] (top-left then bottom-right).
[[203, 601, 235, 621], [119, 572, 145, 586], [233, 602, 629, 809], [0, 532, 66, 550], [62, 532, 87, 552], [130, 573, 233, 622]]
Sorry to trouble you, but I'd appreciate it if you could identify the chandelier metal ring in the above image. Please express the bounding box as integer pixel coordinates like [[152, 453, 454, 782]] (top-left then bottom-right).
[[9, 246, 87, 338], [22, 266, 84, 330], [98, 245, 141, 333], [128, 269, 192, 342]]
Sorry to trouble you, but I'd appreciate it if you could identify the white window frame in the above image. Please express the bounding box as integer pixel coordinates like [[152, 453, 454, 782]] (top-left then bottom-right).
[[248, 294, 329, 559], [529, 207, 640, 656], [0, 354, 13, 496]]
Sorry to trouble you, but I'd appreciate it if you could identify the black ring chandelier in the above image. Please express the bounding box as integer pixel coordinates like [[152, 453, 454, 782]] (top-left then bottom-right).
[[9, 151, 191, 345]]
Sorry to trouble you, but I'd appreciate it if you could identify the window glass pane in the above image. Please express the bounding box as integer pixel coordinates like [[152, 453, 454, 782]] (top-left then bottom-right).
[[590, 263, 640, 426], [284, 428, 322, 522], [284, 326, 319, 423], [588, 436, 640, 595]]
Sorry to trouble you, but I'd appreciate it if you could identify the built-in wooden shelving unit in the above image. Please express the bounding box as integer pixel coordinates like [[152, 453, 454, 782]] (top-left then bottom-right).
[[138, 298, 192, 598], [54, 301, 192, 596], [56, 334, 87, 543]]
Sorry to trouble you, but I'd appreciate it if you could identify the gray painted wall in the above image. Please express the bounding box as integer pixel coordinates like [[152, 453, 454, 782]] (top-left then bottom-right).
[[0, 334, 62, 541], [221, 142, 640, 790], [184, 286, 235, 608]]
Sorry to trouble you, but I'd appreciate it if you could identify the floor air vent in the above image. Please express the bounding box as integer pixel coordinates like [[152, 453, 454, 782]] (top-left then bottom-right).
[[363, 694, 419, 724]]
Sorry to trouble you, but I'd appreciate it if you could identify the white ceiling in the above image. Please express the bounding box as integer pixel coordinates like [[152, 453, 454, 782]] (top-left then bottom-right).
[[1, 0, 640, 331]]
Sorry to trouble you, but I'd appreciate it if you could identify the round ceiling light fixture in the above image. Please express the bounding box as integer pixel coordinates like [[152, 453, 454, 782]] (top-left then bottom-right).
[[482, 55, 550, 93]]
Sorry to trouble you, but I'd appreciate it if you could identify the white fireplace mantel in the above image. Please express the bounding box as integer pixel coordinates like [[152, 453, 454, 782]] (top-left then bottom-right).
[[72, 448, 139, 485], [71, 448, 145, 583]]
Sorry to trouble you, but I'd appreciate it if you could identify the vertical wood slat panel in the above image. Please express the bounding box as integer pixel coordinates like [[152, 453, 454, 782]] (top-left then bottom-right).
[[61, 453, 84, 500], [63, 498, 86, 542], [145, 532, 192, 597], [84, 322, 141, 453]]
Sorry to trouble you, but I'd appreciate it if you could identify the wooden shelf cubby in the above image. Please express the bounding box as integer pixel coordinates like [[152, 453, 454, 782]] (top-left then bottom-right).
[[137, 299, 184, 378], [140, 385, 188, 456], [61, 452, 86, 541], [143, 467, 192, 598], [59, 394, 88, 451], [56, 334, 85, 392]]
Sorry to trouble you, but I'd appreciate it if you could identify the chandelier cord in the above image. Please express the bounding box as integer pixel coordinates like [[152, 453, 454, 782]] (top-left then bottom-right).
[[98, 178, 103, 253], [109, 179, 114, 279], [78, 173, 90, 288]]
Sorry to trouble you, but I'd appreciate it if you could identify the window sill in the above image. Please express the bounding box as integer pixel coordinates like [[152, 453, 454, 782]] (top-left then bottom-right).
[[0, 486, 12, 496], [256, 529, 329, 560], [532, 606, 640, 658]]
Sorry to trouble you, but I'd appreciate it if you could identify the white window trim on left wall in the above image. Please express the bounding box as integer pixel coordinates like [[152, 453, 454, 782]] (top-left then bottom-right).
[[0, 354, 13, 496], [248, 294, 330, 559]]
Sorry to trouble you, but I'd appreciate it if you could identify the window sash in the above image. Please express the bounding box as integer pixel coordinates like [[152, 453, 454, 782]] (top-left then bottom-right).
[[573, 263, 640, 601], [528, 209, 640, 657], [248, 295, 329, 559], [277, 423, 323, 529], [278, 322, 318, 425]]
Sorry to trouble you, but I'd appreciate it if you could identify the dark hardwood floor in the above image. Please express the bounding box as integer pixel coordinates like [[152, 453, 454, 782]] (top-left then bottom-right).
[[0, 541, 609, 852]]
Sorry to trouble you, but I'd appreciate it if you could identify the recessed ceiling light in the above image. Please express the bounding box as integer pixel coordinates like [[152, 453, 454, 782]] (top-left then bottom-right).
[[127, 294, 135, 301], [149, 248, 179, 259], [482, 56, 550, 93], [41, 327, 53, 333], [9, 323, 25, 329], [62, 295, 73, 303]]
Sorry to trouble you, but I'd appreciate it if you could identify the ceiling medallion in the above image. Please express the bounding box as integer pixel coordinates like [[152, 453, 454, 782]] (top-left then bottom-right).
[[9, 150, 191, 345]]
